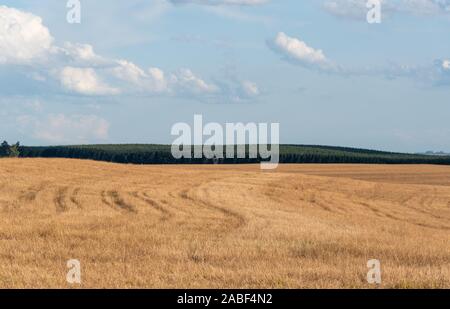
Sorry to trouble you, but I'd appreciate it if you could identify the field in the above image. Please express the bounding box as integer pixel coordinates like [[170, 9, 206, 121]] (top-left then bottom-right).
[[0, 158, 449, 288]]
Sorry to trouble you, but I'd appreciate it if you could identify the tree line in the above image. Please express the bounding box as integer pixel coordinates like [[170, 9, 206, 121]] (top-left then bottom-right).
[[15, 144, 450, 165]]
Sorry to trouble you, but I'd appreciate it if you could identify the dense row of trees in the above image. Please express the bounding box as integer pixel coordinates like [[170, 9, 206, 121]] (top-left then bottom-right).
[[0, 141, 20, 158], [16, 144, 450, 165]]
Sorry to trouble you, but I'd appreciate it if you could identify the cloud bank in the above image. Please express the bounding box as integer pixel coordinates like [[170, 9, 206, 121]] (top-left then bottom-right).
[[17, 113, 110, 144], [0, 5, 260, 102], [268, 31, 450, 87]]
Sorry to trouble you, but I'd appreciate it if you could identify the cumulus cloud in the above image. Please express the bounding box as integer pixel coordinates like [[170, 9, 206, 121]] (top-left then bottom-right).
[[0, 5, 54, 64], [110, 60, 169, 93], [17, 113, 110, 144], [108, 62, 220, 96], [269, 32, 337, 72], [148, 67, 170, 92], [171, 68, 219, 94], [111, 60, 147, 85], [268, 32, 450, 87], [60, 67, 120, 96], [57, 42, 110, 67], [0, 5, 260, 102]]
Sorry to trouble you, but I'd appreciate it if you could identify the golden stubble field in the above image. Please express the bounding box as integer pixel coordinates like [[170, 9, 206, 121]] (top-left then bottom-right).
[[0, 158, 449, 288]]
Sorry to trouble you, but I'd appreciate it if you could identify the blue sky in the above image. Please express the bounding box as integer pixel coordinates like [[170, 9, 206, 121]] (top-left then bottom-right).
[[1, 0, 450, 152]]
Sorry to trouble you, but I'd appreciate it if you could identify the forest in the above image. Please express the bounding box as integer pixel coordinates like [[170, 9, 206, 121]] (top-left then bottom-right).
[[8, 143, 450, 165]]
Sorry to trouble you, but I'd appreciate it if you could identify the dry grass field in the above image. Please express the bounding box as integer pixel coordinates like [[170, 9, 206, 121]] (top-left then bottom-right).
[[0, 158, 449, 288]]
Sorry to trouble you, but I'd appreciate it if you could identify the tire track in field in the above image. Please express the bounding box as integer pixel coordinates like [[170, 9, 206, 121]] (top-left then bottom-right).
[[397, 190, 450, 223], [265, 177, 345, 214], [102, 190, 137, 213], [177, 179, 247, 230], [70, 187, 82, 209], [356, 198, 450, 231], [101, 190, 113, 208], [54, 187, 69, 212], [129, 191, 171, 220], [319, 179, 450, 230], [19, 182, 48, 203], [358, 201, 384, 217]]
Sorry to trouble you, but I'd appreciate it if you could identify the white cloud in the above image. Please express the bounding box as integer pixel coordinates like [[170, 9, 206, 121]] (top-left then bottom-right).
[[58, 42, 110, 67], [171, 68, 219, 94], [241, 80, 260, 96], [430, 59, 450, 86], [169, 0, 269, 6], [17, 113, 110, 144], [60, 67, 120, 96], [397, 0, 450, 16], [0, 5, 260, 102], [323, 0, 372, 19], [111, 60, 147, 84], [268, 31, 450, 88], [322, 0, 450, 19], [273, 32, 327, 65], [208, 76, 261, 103], [110, 60, 169, 93], [63, 43, 98, 62], [148, 67, 170, 93], [0, 5, 54, 64], [269, 32, 336, 71], [442, 59, 450, 70]]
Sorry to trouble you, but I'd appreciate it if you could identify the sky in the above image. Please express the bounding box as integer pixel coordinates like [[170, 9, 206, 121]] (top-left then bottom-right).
[[1, 0, 450, 152]]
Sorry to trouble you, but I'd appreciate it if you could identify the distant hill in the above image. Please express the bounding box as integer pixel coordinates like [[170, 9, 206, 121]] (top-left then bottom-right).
[[17, 144, 450, 165], [417, 151, 450, 156]]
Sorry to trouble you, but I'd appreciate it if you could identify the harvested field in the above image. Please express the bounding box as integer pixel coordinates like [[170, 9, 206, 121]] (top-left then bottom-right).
[[0, 159, 448, 288]]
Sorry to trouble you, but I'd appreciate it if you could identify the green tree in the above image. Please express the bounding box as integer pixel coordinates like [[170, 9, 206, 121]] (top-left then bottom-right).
[[0, 141, 9, 157]]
